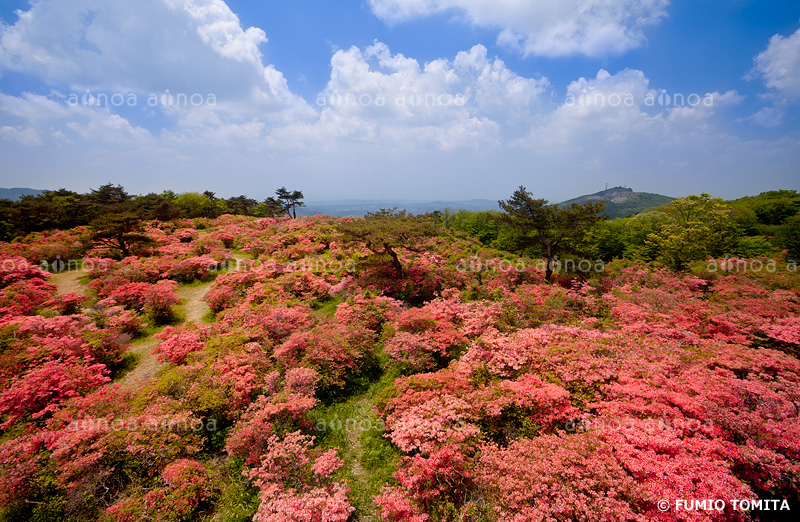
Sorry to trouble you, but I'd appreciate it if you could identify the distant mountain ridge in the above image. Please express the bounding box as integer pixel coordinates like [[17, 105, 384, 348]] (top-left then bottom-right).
[[559, 186, 673, 219], [0, 187, 45, 201], [298, 199, 498, 217]]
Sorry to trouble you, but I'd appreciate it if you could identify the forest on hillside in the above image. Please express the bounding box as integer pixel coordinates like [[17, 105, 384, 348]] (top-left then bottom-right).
[[0, 185, 799, 521]]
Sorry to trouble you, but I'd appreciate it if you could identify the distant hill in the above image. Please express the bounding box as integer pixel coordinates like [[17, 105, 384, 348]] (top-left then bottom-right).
[[0, 187, 45, 201], [559, 186, 673, 219], [298, 199, 498, 217]]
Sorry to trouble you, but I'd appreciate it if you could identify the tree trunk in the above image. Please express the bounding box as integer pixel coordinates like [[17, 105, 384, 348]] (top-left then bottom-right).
[[544, 243, 554, 282], [384, 243, 403, 279], [118, 232, 131, 257]]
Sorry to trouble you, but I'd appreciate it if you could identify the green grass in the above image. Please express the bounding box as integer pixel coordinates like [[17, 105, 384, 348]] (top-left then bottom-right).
[[134, 322, 167, 339], [108, 351, 141, 381], [310, 296, 343, 318], [309, 370, 402, 521], [206, 460, 260, 522]]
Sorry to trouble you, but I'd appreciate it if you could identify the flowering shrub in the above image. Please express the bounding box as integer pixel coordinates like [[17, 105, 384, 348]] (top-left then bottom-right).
[[477, 434, 647, 522], [356, 251, 464, 304], [106, 459, 213, 522], [0, 254, 52, 286], [285, 366, 321, 396], [277, 270, 334, 301], [383, 304, 467, 372], [763, 315, 800, 347], [226, 393, 317, 466], [205, 285, 237, 313], [0, 279, 57, 315], [83, 257, 117, 278], [103, 306, 147, 335], [218, 304, 312, 345], [106, 282, 152, 310], [204, 263, 284, 312], [246, 432, 353, 522], [0, 434, 47, 507], [275, 324, 375, 390], [175, 228, 200, 242], [0, 360, 110, 428], [208, 343, 272, 411], [153, 326, 206, 364], [165, 255, 221, 282], [46, 291, 90, 315], [334, 293, 403, 332], [144, 280, 181, 323]]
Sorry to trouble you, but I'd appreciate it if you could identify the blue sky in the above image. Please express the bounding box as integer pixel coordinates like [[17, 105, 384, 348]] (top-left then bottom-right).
[[0, 0, 798, 202]]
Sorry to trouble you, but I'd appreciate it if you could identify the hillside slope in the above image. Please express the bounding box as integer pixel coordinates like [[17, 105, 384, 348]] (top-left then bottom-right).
[[559, 186, 673, 219]]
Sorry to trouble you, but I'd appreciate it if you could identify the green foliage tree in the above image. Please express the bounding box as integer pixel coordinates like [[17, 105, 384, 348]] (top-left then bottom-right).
[[583, 219, 628, 262], [610, 211, 668, 261], [10, 189, 88, 233], [131, 193, 179, 221], [226, 195, 258, 216], [337, 209, 438, 278], [175, 192, 215, 219], [447, 210, 502, 245], [275, 187, 305, 218], [498, 186, 606, 281], [778, 212, 800, 260], [728, 190, 800, 240], [88, 213, 153, 258], [645, 193, 736, 270], [752, 192, 800, 226], [87, 183, 129, 208], [202, 191, 227, 218], [253, 197, 286, 218]]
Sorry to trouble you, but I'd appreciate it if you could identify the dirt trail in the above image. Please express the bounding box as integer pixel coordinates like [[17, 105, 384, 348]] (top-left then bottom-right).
[[121, 281, 216, 385], [178, 282, 214, 324], [229, 251, 249, 267], [119, 337, 164, 386], [175, 252, 249, 324], [47, 271, 86, 296]]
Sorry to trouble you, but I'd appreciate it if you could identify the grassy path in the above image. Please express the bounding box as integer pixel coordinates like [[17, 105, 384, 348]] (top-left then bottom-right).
[[344, 397, 377, 522], [47, 270, 85, 296], [118, 336, 164, 385], [118, 252, 250, 384], [177, 281, 215, 324], [120, 279, 217, 384], [314, 373, 400, 522]]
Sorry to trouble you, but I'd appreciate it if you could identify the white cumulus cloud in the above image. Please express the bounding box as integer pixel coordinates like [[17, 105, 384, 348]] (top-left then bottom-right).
[[0, 91, 153, 144], [0, 0, 312, 125], [750, 24, 800, 100], [368, 0, 669, 57], [286, 41, 547, 150]]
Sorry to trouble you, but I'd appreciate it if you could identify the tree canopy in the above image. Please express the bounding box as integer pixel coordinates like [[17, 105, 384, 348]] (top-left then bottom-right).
[[275, 187, 305, 218], [337, 209, 439, 279], [499, 186, 606, 281], [645, 193, 734, 270]]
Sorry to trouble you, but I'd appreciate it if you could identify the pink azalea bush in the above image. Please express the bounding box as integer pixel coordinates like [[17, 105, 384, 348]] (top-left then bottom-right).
[[153, 326, 206, 364]]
